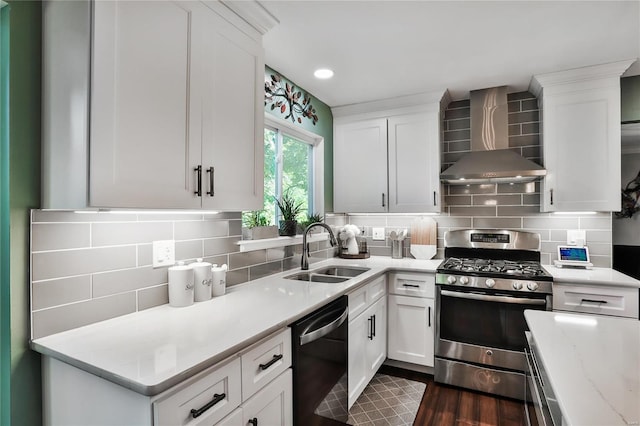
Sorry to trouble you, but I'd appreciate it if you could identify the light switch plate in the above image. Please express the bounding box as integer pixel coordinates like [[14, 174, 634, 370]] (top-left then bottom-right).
[[153, 240, 175, 268], [372, 227, 385, 241], [566, 230, 586, 246]]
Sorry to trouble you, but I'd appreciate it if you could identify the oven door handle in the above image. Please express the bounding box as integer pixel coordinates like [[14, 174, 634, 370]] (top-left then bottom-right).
[[440, 289, 547, 305]]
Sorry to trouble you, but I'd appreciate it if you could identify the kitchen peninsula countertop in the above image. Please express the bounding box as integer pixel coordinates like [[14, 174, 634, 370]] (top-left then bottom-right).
[[31, 255, 640, 396], [525, 310, 640, 426], [544, 264, 640, 288]]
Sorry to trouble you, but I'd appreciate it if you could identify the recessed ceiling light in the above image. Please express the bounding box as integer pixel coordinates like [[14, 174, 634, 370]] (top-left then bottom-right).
[[314, 68, 334, 79]]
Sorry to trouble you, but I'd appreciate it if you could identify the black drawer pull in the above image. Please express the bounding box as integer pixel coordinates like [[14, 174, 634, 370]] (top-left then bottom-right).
[[367, 316, 373, 340], [194, 165, 202, 197], [581, 298, 608, 304], [190, 393, 225, 418], [428, 306, 431, 327], [249, 418, 258, 426], [259, 354, 283, 370], [402, 283, 420, 288]]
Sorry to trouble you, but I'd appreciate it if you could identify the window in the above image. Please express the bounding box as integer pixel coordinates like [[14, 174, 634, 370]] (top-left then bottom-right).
[[252, 117, 324, 227]]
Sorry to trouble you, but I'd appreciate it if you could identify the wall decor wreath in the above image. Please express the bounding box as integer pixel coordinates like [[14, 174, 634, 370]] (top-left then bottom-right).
[[265, 74, 319, 125], [615, 170, 640, 218]]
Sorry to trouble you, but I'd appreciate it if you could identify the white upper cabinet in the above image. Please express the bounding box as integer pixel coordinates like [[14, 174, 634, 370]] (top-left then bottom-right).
[[332, 91, 449, 214], [388, 112, 441, 212], [43, 0, 265, 210], [530, 60, 634, 212], [334, 118, 388, 213]]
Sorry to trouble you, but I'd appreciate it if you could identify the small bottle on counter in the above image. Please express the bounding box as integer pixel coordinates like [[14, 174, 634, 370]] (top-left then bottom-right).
[[191, 258, 213, 302], [168, 261, 194, 307]]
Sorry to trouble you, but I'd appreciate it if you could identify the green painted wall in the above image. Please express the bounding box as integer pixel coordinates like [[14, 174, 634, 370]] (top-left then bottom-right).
[[621, 75, 640, 123], [264, 66, 334, 212], [3, 1, 42, 425]]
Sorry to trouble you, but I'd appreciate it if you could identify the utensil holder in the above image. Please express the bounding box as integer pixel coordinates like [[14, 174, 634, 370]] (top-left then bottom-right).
[[392, 240, 404, 259]]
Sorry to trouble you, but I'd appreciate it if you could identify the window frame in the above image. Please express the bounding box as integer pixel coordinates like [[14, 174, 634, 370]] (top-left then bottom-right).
[[264, 115, 324, 223]]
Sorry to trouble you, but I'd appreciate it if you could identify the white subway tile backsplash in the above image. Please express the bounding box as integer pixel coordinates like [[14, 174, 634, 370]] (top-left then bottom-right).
[[137, 244, 153, 266], [579, 216, 612, 230], [32, 246, 137, 281], [32, 275, 92, 310]]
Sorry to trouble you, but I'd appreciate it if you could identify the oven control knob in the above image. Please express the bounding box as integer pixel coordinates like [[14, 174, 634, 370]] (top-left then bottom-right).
[[526, 282, 539, 291], [459, 276, 469, 285], [512, 282, 523, 290], [447, 276, 457, 284], [485, 278, 495, 288]]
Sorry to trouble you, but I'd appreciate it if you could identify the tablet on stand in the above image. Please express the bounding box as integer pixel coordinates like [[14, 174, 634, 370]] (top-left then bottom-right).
[[553, 245, 593, 269]]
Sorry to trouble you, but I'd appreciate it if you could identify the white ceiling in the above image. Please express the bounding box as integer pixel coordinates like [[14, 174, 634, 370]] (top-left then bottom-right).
[[261, 0, 640, 107]]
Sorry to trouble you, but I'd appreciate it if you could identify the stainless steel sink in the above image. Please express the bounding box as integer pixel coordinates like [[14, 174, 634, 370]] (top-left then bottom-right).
[[311, 266, 370, 277], [284, 273, 350, 283], [284, 266, 370, 283]]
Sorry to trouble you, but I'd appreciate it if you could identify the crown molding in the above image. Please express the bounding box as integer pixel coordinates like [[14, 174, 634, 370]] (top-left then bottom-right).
[[220, 0, 279, 35], [530, 59, 637, 93]]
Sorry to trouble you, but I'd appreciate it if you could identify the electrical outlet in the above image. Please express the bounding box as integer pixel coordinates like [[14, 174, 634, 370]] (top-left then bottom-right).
[[372, 227, 385, 241], [566, 230, 586, 246], [153, 240, 175, 268]]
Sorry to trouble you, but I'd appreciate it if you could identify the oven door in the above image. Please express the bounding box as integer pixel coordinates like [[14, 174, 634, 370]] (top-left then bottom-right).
[[436, 285, 551, 372]]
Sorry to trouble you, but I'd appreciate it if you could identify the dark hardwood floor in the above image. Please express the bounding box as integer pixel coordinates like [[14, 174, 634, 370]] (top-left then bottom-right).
[[378, 365, 526, 426]]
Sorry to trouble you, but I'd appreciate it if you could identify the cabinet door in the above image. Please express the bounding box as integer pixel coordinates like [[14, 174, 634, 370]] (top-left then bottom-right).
[[200, 6, 264, 211], [90, 1, 202, 208], [366, 297, 387, 375], [242, 369, 292, 426], [334, 119, 388, 213], [348, 311, 369, 408], [541, 86, 621, 212], [387, 295, 434, 367], [388, 113, 441, 213]]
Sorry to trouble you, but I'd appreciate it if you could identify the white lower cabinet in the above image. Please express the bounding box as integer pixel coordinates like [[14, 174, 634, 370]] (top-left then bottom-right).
[[553, 282, 639, 319], [347, 276, 387, 408], [219, 369, 292, 426], [42, 328, 292, 426], [387, 272, 435, 367]]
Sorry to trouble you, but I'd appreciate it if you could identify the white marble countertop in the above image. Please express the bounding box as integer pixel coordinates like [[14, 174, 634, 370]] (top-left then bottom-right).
[[525, 310, 640, 426], [543, 264, 640, 288], [30, 255, 640, 397], [30, 256, 442, 395]]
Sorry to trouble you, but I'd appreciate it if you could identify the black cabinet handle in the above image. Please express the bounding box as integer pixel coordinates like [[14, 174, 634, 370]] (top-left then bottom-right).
[[206, 166, 214, 197], [372, 314, 376, 338], [433, 191, 437, 206], [248, 418, 258, 426], [581, 298, 608, 304], [259, 354, 283, 370], [550, 189, 554, 205], [194, 165, 202, 197], [403, 283, 420, 288], [190, 393, 225, 418], [428, 306, 431, 327], [382, 193, 385, 207], [367, 317, 373, 340]]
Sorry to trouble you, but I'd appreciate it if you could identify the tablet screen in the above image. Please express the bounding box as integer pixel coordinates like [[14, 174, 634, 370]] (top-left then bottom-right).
[[559, 246, 588, 262]]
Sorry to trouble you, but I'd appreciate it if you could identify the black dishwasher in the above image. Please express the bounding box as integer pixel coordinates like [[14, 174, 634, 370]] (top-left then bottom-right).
[[290, 296, 349, 426]]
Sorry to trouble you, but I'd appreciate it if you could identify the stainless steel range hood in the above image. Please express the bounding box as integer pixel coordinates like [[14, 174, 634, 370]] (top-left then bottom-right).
[[441, 86, 546, 185]]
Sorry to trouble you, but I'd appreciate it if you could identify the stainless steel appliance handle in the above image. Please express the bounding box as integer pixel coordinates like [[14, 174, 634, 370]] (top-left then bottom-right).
[[440, 289, 547, 305], [300, 307, 348, 346]]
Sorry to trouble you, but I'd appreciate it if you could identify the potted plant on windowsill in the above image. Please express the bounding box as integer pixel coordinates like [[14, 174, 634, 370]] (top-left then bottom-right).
[[241, 210, 278, 240], [298, 212, 324, 234], [276, 192, 303, 237]]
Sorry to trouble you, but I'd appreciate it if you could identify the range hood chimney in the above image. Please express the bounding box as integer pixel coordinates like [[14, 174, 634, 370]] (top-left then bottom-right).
[[440, 86, 546, 185]]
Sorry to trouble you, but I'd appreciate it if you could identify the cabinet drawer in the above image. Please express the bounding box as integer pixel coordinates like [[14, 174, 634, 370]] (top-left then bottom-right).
[[240, 328, 292, 401], [553, 284, 639, 318], [348, 275, 387, 320], [389, 272, 435, 298], [154, 357, 241, 426]]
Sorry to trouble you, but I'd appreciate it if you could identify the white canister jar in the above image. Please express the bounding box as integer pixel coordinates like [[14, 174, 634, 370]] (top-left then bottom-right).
[[191, 258, 213, 302], [211, 264, 228, 297], [168, 261, 194, 307]]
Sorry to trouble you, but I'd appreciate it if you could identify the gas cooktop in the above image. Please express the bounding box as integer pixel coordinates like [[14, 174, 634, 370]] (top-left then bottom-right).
[[438, 257, 552, 281]]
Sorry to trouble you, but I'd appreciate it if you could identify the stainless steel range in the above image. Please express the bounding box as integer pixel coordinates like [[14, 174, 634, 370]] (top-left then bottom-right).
[[434, 229, 553, 400]]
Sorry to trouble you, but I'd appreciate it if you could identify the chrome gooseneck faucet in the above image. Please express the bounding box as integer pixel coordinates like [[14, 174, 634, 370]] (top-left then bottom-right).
[[301, 222, 337, 270]]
